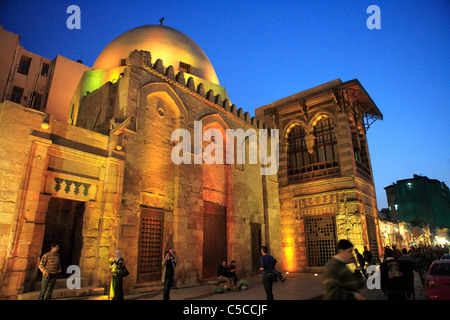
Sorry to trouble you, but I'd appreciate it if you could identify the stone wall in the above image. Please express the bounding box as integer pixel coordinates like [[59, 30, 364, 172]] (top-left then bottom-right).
[[0, 101, 124, 299], [76, 50, 282, 291]]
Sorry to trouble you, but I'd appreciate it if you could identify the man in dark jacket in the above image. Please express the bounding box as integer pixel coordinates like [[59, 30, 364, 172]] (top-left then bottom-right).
[[363, 246, 373, 267], [323, 240, 366, 300], [380, 248, 407, 300], [260, 246, 277, 300], [398, 248, 415, 299]]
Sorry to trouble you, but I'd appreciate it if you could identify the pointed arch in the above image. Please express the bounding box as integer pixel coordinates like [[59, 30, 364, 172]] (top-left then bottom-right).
[[308, 111, 336, 132], [139, 82, 188, 129], [284, 119, 308, 140]]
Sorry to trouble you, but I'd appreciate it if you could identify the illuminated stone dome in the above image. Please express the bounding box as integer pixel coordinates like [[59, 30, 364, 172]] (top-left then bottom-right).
[[93, 25, 220, 84]]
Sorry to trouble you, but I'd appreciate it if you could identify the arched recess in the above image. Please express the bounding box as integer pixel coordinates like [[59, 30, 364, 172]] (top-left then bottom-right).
[[139, 82, 188, 130], [196, 113, 233, 279], [130, 82, 187, 283]]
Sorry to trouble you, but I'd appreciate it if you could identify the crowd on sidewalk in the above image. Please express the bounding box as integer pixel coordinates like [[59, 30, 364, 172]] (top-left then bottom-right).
[[35, 240, 449, 301], [323, 239, 450, 301]]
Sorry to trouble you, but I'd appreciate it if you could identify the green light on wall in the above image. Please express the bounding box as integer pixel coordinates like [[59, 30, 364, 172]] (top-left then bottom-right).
[[81, 66, 125, 97]]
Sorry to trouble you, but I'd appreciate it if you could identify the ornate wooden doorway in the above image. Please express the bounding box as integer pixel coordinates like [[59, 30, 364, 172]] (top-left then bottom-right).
[[137, 208, 164, 282], [202, 202, 227, 279]]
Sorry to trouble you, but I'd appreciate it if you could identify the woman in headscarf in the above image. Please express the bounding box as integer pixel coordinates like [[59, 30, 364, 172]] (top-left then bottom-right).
[[109, 250, 126, 300]]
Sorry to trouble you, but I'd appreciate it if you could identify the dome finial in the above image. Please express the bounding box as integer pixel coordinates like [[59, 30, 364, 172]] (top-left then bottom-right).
[[159, 17, 164, 25]]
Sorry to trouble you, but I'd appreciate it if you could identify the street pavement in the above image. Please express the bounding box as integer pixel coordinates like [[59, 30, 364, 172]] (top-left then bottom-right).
[[126, 272, 323, 300], [124, 271, 427, 300]]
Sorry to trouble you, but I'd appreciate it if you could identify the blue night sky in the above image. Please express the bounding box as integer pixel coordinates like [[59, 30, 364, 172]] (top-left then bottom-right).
[[1, 0, 449, 210]]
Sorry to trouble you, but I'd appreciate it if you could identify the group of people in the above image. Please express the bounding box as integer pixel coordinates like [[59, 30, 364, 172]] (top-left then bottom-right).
[[34, 241, 367, 301], [109, 247, 180, 300], [36, 242, 178, 300], [377, 243, 448, 300], [37, 241, 286, 300], [38, 239, 448, 301], [323, 239, 450, 301], [217, 259, 239, 291], [378, 243, 449, 300]]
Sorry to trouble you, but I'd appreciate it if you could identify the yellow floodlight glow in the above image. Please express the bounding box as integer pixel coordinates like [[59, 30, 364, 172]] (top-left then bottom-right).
[[93, 25, 220, 85]]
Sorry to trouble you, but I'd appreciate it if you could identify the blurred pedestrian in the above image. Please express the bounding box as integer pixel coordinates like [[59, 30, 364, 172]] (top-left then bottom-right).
[[38, 243, 61, 300], [355, 248, 367, 278], [363, 246, 373, 268], [162, 248, 178, 300], [398, 248, 415, 299], [260, 246, 276, 300], [392, 245, 402, 259], [380, 248, 407, 300], [410, 246, 426, 285], [323, 239, 365, 300]]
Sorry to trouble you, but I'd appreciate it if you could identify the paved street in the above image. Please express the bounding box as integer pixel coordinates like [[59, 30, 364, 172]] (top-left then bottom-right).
[[360, 271, 427, 300], [126, 272, 324, 300], [124, 271, 427, 300]]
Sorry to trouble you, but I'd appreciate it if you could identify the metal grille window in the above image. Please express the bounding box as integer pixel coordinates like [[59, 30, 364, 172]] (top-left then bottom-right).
[[138, 208, 164, 282], [288, 118, 339, 182], [288, 125, 309, 170], [304, 215, 337, 267], [179, 61, 192, 74], [313, 118, 338, 163], [202, 203, 227, 279]]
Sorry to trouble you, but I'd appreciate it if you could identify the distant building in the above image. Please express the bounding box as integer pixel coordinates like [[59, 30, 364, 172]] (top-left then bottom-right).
[[385, 175, 450, 228], [378, 208, 390, 220], [0, 25, 90, 122]]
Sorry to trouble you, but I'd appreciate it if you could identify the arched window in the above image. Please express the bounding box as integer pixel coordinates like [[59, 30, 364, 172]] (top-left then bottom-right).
[[313, 117, 338, 164], [287, 125, 310, 177], [287, 117, 339, 182]]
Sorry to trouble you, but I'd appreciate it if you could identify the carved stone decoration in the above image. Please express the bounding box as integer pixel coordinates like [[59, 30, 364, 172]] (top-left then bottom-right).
[[51, 177, 92, 198], [64, 180, 73, 194], [54, 178, 63, 192], [74, 182, 82, 195], [304, 132, 315, 154]]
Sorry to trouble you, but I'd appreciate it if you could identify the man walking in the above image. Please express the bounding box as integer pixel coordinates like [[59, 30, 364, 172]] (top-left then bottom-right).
[[38, 243, 61, 300], [398, 248, 415, 299], [162, 248, 178, 300], [260, 246, 276, 300], [380, 248, 407, 300], [323, 239, 366, 300]]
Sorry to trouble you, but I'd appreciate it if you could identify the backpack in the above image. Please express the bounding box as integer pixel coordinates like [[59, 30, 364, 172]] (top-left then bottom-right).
[[387, 259, 402, 279]]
